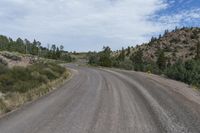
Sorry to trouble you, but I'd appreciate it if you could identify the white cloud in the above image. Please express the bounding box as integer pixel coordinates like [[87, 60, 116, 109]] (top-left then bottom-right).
[[0, 0, 199, 51]]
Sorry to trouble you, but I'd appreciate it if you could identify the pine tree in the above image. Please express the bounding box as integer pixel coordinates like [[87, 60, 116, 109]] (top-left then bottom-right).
[[56, 47, 61, 59], [118, 47, 125, 61], [196, 40, 200, 60], [60, 45, 64, 51], [99, 46, 112, 67], [164, 29, 169, 35], [127, 46, 131, 56], [130, 49, 143, 71], [156, 50, 166, 70]]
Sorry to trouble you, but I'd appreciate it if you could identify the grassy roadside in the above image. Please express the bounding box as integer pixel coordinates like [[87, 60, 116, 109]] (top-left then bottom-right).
[[0, 62, 71, 115]]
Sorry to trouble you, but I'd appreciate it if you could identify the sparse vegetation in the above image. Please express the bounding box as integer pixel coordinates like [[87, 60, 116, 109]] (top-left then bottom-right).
[[0, 61, 69, 115], [88, 27, 200, 89], [0, 98, 8, 114], [1, 52, 21, 61], [0, 62, 66, 93]]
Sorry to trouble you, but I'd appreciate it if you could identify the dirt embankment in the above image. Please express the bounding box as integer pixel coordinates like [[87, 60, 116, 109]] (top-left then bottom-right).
[[0, 51, 38, 68]]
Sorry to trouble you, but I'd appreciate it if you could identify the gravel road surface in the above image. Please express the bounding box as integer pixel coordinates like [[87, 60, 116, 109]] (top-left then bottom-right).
[[0, 64, 200, 133]]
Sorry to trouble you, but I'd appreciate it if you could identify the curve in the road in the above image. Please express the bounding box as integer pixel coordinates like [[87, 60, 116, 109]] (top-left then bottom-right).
[[0, 65, 199, 133]]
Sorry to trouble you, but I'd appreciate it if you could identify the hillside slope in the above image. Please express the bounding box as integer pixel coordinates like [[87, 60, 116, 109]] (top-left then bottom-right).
[[131, 27, 200, 63], [88, 27, 200, 89]]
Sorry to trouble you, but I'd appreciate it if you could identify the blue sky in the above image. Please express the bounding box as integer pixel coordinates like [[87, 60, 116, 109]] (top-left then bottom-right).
[[0, 0, 200, 52]]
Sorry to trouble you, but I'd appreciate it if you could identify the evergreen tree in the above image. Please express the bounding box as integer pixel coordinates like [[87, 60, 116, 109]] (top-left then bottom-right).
[[51, 44, 56, 52], [158, 34, 162, 39], [130, 49, 143, 71], [60, 45, 64, 51], [156, 50, 166, 70], [24, 39, 31, 54], [167, 58, 171, 68], [36, 41, 41, 56], [30, 39, 38, 55], [99, 46, 112, 67], [126, 46, 131, 56], [118, 47, 125, 61], [164, 29, 169, 35], [0, 35, 9, 50], [196, 40, 200, 60], [56, 47, 61, 59], [16, 38, 25, 53]]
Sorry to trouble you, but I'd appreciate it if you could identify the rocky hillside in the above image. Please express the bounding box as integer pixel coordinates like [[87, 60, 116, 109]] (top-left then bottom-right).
[[88, 27, 200, 89], [0, 51, 39, 68], [125, 27, 200, 63]]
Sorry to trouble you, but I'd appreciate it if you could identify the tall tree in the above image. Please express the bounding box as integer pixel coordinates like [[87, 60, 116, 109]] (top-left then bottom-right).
[[16, 38, 25, 53], [56, 47, 61, 59], [16, 38, 24, 44], [164, 29, 169, 36], [36, 41, 41, 56], [30, 39, 39, 55], [51, 44, 56, 52], [24, 39, 31, 54], [127, 46, 131, 56], [50, 44, 57, 59], [99, 46, 112, 67], [60, 45, 64, 51]]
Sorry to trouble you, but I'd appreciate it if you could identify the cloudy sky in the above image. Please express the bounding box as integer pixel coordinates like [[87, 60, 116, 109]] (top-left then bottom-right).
[[0, 0, 200, 51]]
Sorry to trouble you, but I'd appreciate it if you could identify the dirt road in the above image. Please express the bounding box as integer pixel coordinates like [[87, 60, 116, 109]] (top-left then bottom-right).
[[0, 65, 200, 133]]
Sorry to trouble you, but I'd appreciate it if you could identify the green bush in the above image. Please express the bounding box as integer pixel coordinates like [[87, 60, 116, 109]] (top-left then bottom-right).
[[88, 52, 99, 65], [31, 71, 49, 83], [0, 62, 66, 93], [143, 62, 161, 74], [1, 52, 21, 61], [0, 64, 8, 74], [164, 59, 200, 88], [40, 68, 59, 80], [112, 59, 133, 70]]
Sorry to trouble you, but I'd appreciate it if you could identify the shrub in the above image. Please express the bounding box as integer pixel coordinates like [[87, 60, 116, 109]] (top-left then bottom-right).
[[0, 98, 8, 113], [31, 71, 49, 83], [164, 59, 200, 88], [0, 57, 8, 66], [0, 64, 9, 74], [143, 62, 161, 74], [156, 50, 166, 70], [113, 59, 133, 70], [1, 52, 21, 61], [88, 52, 99, 65], [40, 68, 59, 80], [0, 62, 66, 93]]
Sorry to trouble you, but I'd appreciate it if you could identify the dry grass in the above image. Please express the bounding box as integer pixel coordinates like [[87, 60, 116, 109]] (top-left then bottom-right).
[[0, 98, 8, 114]]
